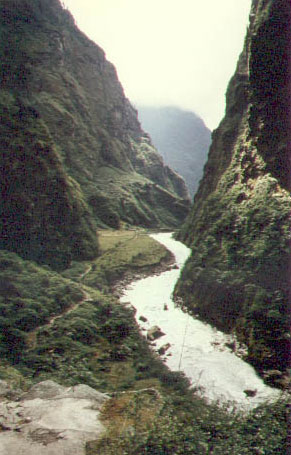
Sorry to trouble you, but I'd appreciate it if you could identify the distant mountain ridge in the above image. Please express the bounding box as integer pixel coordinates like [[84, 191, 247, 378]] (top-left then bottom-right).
[[137, 106, 211, 197]]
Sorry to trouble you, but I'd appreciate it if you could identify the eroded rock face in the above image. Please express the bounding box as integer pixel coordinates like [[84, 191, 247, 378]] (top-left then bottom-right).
[[0, 380, 108, 455]]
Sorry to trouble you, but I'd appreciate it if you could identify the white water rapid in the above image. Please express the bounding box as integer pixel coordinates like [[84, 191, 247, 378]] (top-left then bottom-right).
[[120, 232, 280, 410]]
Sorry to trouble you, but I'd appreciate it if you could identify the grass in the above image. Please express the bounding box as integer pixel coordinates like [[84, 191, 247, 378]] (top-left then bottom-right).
[[62, 230, 173, 293]]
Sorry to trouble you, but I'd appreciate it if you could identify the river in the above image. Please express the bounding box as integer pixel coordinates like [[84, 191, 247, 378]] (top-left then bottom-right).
[[120, 232, 280, 410]]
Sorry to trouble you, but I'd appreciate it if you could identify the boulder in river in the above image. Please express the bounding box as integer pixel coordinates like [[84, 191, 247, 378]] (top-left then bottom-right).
[[243, 389, 257, 397], [147, 325, 165, 341], [158, 343, 171, 355]]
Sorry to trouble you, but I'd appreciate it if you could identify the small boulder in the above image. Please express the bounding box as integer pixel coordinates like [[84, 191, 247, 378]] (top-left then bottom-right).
[[147, 325, 165, 341], [0, 380, 109, 455], [139, 315, 148, 322], [244, 389, 257, 397], [21, 380, 65, 400], [158, 343, 171, 355]]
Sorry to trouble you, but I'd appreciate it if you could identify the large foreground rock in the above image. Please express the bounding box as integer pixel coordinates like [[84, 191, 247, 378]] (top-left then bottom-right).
[[0, 380, 108, 455]]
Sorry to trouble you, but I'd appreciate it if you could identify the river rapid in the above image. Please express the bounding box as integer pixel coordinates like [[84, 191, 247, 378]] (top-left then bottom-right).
[[120, 232, 280, 411]]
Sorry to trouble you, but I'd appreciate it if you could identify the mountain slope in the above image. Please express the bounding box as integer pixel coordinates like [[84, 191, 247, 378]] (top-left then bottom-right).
[[137, 106, 211, 197], [175, 0, 291, 387], [0, 1, 289, 452], [0, 86, 99, 269], [0, 0, 190, 268]]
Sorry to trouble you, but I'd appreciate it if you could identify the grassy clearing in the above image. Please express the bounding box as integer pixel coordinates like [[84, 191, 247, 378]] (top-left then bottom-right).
[[62, 230, 173, 293], [98, 230, 140, 252], [96, 229, 171, 269]]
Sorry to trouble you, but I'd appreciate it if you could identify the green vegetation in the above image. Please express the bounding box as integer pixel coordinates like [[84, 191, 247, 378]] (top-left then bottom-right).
[[0, 88, 99, 269], [0, 250, 84, 362], [0, 231, 173, 390], [87, 392, 288, 455]]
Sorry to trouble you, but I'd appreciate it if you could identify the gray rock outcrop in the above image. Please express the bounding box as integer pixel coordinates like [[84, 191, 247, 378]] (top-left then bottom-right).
[[0, 380, 108, 455]]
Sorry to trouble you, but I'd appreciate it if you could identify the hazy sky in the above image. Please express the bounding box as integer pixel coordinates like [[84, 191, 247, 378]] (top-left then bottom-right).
[[62, 0, 251, 130]]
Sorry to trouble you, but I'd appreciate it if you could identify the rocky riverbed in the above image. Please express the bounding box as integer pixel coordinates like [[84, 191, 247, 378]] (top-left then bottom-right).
[[120, 233, 281, 410]]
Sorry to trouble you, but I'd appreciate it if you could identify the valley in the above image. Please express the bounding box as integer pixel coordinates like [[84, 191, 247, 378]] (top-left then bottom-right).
[[121, 233, 280, 410], [0, 0, 289, 453]]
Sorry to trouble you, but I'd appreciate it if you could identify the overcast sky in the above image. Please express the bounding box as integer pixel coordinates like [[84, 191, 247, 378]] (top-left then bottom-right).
[[62, 0, 251, 130]]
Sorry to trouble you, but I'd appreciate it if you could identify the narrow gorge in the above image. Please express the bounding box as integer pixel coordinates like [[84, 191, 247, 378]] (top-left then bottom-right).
[[0, 0, 289, 454]]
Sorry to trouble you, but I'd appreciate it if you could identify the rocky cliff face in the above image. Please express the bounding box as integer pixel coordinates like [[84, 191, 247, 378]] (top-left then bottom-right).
[[0, 0, 190, 269], [175, 0, 291, 386], [137, 106, 211, 197]]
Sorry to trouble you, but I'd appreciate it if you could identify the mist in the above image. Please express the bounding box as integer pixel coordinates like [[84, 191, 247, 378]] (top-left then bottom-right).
[[63, 0, 252, 130]]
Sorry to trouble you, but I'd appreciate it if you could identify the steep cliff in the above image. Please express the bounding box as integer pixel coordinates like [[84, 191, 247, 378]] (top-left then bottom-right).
[[0, 0, 190, 270], [0, 82, 99, 269], [175, 0, 291, 386], [137, 106, 211, 197]]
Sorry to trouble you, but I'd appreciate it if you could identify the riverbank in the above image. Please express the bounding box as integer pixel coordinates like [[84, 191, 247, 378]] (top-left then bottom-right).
[[120, 232, 282, 411]]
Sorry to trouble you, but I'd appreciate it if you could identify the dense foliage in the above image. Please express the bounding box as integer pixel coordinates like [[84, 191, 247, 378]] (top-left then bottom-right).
[[0, 232, 172, 389], [0, 91, 99, 269], [88, 390, 289, 455]]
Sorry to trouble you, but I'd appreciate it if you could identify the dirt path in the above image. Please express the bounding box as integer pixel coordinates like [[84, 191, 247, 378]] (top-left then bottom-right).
[[46, 289, 93, 327], [27, 287, 93, 349], [79, 265, 93, 281]]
